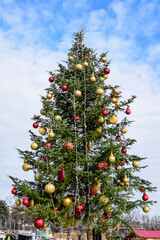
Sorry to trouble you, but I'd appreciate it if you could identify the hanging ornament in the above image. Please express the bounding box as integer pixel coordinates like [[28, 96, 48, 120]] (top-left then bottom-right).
[[97, 161, 108, 170], [16, 199, 21, 206], [83, 60, 88, 67], [74, 116, 80, 121], [121, 127, 127, 133], [11, 186, 17, 194], [64, 142, 73, 151], [63, 197, 72, 207], [30, 199, 34, 209], [102, 107, 108, 116], [95, 127, 102, 133], [132, 161, 140, 168], [92, 178, 100, 191], [44, 142, 51, 148], [121, 160, 125, 166], [68, 56, 74, 61], [111, 97, 117, 103], [121, 147, 127, 154], [108, 115, 118, 124], [75, 204, 84, 214], [101, 57, 107, 62], [115, 166, 120, 170], [87, 141, 91, 150], [99, 77, 104, 82], [109, 152, 115, 163], [45, 183, 55, 194], [99, 196, 109, 206], [113, 225, 120, 232], [48, 129, 55, 138], [34, 218, 44, 229], [104, 74, 108, 79], [76, 64, 83, 71], [90, 74, 96, 82], [34, 172, 41, 181], [31, 142, 39, 150], [143, 206, 150, 213], [40, 109, 46, 115], [85, 55, 89, 60], [55, 115, 62, 121], [53, 207, 58, 211], [104, 205, 112, 214], [96, 88, 104, 95], [97, 116, 104, 124], [90, 187, 97, 195], [122, 174, 129, 183], [105, 213, 111, 219], [46, 93, 52, 99], [97, 100, 102, 106], [22, 163, 31, 171], [75, 90, 82, 97], [126, 107, 131, 115], [61, 85, 68, 91], [43, 156, 47, 161], [49, 77, 54, 82], [39, 127, 47, 135], [142, 192, 149, 201], [33, 122, 39, 128], [116, 101, 120, 107], [116, 136, 121, 140], [104, 68, 110, 74], [58, 168, 65, 182], [140, 186, 145, 192], [114, 88, 120, 94], [23, 195, 30, 206]]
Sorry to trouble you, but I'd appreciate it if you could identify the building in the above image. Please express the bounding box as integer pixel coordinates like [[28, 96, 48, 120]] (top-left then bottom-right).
[[125, 230, 160, 240]]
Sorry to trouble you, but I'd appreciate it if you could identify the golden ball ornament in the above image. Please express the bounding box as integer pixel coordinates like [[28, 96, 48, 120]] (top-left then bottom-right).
[[101, 57, 107, 62], [121, 127, 127, 134], [55, 115, 62, 121], [132, 161, 140, 168], [104, 74, 108, 79], [111, 97, 117, 103], [16, 199, 21, 206], [31, 142, 39, 150], [90, 74, 96, 82], [96, 88, 104, 95], [143, 206, 150, 213], [99, 77, 104, 82], [40, 109, 46, 115], [97, 116, 104, 124], [116, 101, 120, 107], [68, 56, 74, 61], [39, 126, 47, 135], [46, 93, 52, 99], [92, 179, 100, 191], [83, 60, 88, 67], [104, 205, 112, 214], [63, 197, 72, 207], [45, 183, 55, 194], [76, 64, 83, 71], [22, 163, 31, 171], [113, 225, 119, 232], [108, 115, 118, 124], [48, 129, 55, 138], [122, 174, 129, 183], [75, 90, 82, 97], [29, 199, 34, 209], [95, 127, 102, 133], [87, 141, 91, 150], [34, 172, 42, 181], [114, 88, 120, 94], [99, 195, 109, 206], [24, 159, 28, 163], [109, 152, 115, 163]]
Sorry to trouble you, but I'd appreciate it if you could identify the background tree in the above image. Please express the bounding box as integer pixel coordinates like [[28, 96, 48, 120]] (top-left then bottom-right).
[[0, 200, 9, 219]]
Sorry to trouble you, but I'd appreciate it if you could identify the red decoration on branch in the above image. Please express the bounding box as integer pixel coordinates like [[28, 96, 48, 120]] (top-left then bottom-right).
[[33, 122, 39, 128], [34, 218, 44, 228], [115, 166, 120, 170], [23, 195, 30, 206], [61, 85, 68, 91], [11, 186, 17, 194], [64, 142, 73, 151], [121, 147, 127, 154], [102, 107, 108, 116], [74, 116, 80, 121], [97, 161, 108, 170], [49, 77, 54, 82], [90, 187, 97, 195], [121, 160, 125, 165], [104, 68, 110, 74], [126, 107, 131, 115], [116, 136, 121, 140], [44, 142, 51, 148], [75, 204, 84, 213], [142, 192, 149, 201], [58, 168, 65, 182]]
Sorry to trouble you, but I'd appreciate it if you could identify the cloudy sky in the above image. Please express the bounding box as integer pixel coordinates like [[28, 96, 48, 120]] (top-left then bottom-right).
[[0, 0, 160, 217]]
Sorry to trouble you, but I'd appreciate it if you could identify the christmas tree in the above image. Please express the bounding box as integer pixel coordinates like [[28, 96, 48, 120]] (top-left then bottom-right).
[[10, 30, 156, 236]]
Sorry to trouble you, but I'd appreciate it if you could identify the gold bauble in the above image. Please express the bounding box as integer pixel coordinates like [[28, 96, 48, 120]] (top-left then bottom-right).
[[108, 115, 118, 124], [55, 115, 62, 121], [40, 109, 46, 115], [96, 88, 104, 95], [45, 183, 55, 194], [34, 172, 41, 181], [143, 206, 150, 213], [95, 127, 102, 133], [76, 64, 83, 71], [22, 163, 31, 171], [90, 74, 96, 82], [121, 127, 127, 133], [97, 116, 104, 124], [99, 195, 109, 206], [104, 74, 108, 79], [75, 90, 82, 97], [119, 181, 124, 187], [63, 197, 72, 207], [46, 93, 52, 99], [101, 57, 107, 62], [39, 127, 47, 135], [97, 100, 102, 106], [114, 88, 120, 94], [29, 199, 34, 209], [16, 199, 21, 206], [83, 60, 88, 67], [68, 56, 74, 61], [24, 159, 28, 163], [132, 161, 140, 168], [111, 97, 117, 103], [109, 152, 115, 163], [104, 205, 112, 214], [87, 141, 91, 150], [122, 174, 129, 183], [31, 142, 39, 150], [48, 129, 55, 138], [92, 179, 100, 191], [113, 225, 119, 232], [99, 77, 104, 82], [116, 101, 120, 107]]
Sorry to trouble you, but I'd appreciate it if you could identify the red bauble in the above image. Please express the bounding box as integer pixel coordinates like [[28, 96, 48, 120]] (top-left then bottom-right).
[[64, 142, 73, 151], [74, 116, 80, 121], [104, 68, 110, 74], [44, 142, 51, 148], [105, 214, 111, 219], [115, 166, 120, 170], [53, 207, 58, 211], [116, 136, 121, 140], [80, 189, 84, 195], [75, 204, 84, 214], [121, 147, 127, 154], [97, 161, 108, 170], [121, 160, 125, 166], [23, 195, 30, 206], [111, 92, 117, 98], [34, 218, 44, 229], [43, 156, 47, 161], [90, 188, 97, 195], [26, 199, 31, 208], [102, 107, 108, 116], [85, 55, 89, 60], [33, 122, 39, 128], [142, 192, 149, 201], [58, 168, 65, 182], [126, 107, 131, 115], [11, 186, 17, 194], [61, 85, 68, 91], [49, 77, 54, 82]]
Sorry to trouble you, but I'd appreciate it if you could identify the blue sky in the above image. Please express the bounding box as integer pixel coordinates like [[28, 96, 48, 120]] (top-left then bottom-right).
[[0, 0, 160, 218]]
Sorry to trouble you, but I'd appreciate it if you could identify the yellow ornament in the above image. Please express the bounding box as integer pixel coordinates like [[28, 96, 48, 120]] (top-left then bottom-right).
[[97, 100, 102, 106], [111, 97, 117, 103], [101, 57, 107, 62], [31, 142, 39, 150], [46, 93, 52, 99], [96, 116, 104, 124], [63, 197, 72, 207], [75, 90, 82, 97], [96, 88, 104, 95], [132, 161, 140, 168], [90, 74, 96, 82], [68, 56, 74, 61], [55, 115, 62, 121], [95, 127, 102, 133], [104, 74, 108, 79], [143, 206, 150, 213], [121, 127, 127, 133], [29, 199, 34, 209], [108, 115, 118, 124], [48, 129, 55, 138], [87, 141, 91, 150], [99, 77, 104, 82], [114, 88, 120, 94], [24, 159, 28, 163], [45, 183, 55, 194], [39, 127, 47, 135], [22, 163, 31, 171], [40, 109, 46, 115], [109, 152, 115, 163], [122, 174, 129, 183], [99, 195, 109, 206], [92, 179, 100, 191], [34, 172, 41, 181], [76, 64, 83, 71], [16, 199, 21, 206], [119, 181, 124, 187], [83, 60, 88, 67], [104, 205, 112, 214], [113, 225, 119, 232], [116, 101, 120, 107]]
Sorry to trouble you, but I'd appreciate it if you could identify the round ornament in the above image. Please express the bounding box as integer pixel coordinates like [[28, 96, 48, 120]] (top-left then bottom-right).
[[53, 207, 58, 211], [23, 195, 29, 206], [121, 127, 127, 133], [75, 204, 84, 214], [46, 93, 52, 99], [102, 107, 108, 116], [33, 122, 39, 128], [34, 218, 44, 229], [44, 142, 51, 148], [16, 199, 21, 206], [122, 174, 129, 183], [58, 168, 65, 182], [111, 97, 117, 103], [140, 187, 145, 192], [116, 101, 120, 107], [75, 90, 82, 97], [115, 166, 120, 170], [90, 74, 96, 82], [142, 192, 149, 201], [85, 55, 89, 60], [99, 196, 109, 206], [101, 57, 107, 62], [143, 206, 150, 213], [83, 60, 88, 67], [62, 85, 68, 91], [99, 77, 104, 82], [76, 64, 83, 71], [39, 127, 47, 135], [48, 129, 55, 138], [121, 147, 127, 154], [104, 74, 108, 79], [43, 157, 47, 162], [97, 116, 104, 124], [74, 116, 80, 121], [55, 115, 62, 121], [104, 205, 112, 214], [108, 115, 118, 124], [97, 161, 108, 170], [90, 187, 97, 195], [109, 152, 115, 163], [31, 142, 39, 150], [95, 127, 102, 133], [68, 56, 74, 61], [92, 179, 100, 191], [11, 186, 17, 194], [126, 107, 131, 115], [96, 88, 104, 95], [64, 142, 73, 151], [116, 136, 121, 140], [132, 161, 140, 168], [34, 172, 41, 181], [63, 197, 72, 207], [104, 68, 110, 74], [40, 109, 46, 115], [45, 183, 55, 194], [22, 163, 31, 171], [87, 141, 91, 150], [114, 88, 120, 94], [49, 77, 54, 82], [121, 160, 125, 166]]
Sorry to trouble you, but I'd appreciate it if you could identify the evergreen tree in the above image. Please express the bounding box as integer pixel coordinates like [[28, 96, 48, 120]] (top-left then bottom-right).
[[0, 200, 9, 219], [10, 30, 156, 236]]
